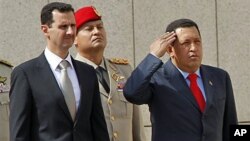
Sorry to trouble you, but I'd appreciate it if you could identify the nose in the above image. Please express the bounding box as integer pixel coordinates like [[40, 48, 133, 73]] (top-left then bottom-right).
[[190, 42, 198, 51], [93, 27, 100, 34], [66, 26, 75, 35]]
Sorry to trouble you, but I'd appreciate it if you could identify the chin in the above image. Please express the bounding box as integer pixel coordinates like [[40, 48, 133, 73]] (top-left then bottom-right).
[[62, 44, 73, 49], [93, 44, 105, 49], [188, 61, 200, 68]]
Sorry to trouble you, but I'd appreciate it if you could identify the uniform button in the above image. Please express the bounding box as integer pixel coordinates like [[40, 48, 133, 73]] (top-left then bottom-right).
[[108, 99, 112, 105], [113, 132, 118, 138], [111, 116, 115, 121]]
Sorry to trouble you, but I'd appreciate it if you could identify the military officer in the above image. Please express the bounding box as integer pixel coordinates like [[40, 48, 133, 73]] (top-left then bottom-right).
[[0, 59, 13, 141], [74, 6, 146, 141]]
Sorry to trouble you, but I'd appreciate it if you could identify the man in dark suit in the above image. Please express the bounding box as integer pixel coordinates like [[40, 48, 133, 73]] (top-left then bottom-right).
[[9, 2, 109, 141], [124, 19, 238, 141]]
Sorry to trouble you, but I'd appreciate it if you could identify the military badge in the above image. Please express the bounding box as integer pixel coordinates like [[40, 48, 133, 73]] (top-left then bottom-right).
[[92, 6, 101, 17], [0, 76, 9, 93], [111, 72, 120, 82], [0, 76, 7, 84], [117, 82, 125, 92], [109, 63, 125, 82], [209, 80, 213, 86], [108, 59, 127, 91], [117, 76, 125, 92]]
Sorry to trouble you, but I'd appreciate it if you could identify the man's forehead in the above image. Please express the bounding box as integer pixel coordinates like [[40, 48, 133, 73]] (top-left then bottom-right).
[[52, 10, 74, 19], [175, 27, 199, 36], [51, 11, 75, 23]]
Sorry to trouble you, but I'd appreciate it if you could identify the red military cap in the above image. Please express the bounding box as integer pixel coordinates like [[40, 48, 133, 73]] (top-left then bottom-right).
[[75, 6, 102, 30]]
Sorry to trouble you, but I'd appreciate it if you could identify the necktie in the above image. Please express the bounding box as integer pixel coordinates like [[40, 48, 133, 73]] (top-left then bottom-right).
[[188, 73, 206, 112], [96, 66, 110, 93], [59, 60, 76, 121]]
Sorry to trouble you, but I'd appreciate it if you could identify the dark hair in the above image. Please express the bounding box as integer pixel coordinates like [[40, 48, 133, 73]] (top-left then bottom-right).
[[165, 19, 200, 35], [40, 2, 74, 26]]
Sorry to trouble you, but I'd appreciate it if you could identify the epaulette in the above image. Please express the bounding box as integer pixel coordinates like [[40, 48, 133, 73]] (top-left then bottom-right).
[[108, 58, 129, 65], [0, 59, 13, 67]]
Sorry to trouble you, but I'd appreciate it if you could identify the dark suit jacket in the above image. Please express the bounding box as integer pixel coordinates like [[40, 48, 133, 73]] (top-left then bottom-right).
[[124, 54, 238, 141], [10, 53, 109, 141]]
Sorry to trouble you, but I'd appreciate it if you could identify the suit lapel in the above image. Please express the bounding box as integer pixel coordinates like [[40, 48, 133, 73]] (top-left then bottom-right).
[[163, 60, 201, 111], [71, 59, 83, 124], [73, 58, 101, 126], [36, 53, 73, 122], [200, 66, 215, 112]]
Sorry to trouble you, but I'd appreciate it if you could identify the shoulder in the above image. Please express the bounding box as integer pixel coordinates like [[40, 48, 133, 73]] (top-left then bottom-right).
[[106, 58, 133, 79], [201, 64, 230, 78], [107, 57, 132, 69], [13, 57, 41, 73], [107, 57, 133, 71], [202, 64, 228, 73], [108, 58, 130, 65]]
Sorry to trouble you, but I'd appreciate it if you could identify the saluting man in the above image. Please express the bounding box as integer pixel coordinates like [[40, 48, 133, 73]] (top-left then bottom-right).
[[74, 6, 146, 141], [0, 59, 13, 141]]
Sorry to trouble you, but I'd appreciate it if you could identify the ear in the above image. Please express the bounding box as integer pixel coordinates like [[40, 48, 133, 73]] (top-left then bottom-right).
[[166, 45, 173, 54], [166, 46, 175, 58], [41, 25, 49, 37]]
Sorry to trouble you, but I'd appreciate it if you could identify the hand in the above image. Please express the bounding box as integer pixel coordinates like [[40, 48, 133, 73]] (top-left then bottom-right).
[[150, 31, 176, 58]]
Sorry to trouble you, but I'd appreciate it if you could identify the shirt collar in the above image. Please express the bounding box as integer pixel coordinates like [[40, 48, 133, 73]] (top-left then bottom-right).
[[44, 47, 73, 71], [177, 67, 201, 79]]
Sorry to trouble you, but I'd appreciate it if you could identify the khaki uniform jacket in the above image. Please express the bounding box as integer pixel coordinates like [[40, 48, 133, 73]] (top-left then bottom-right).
[[75, 54, 146, 141], [0, 60, 12, 141]]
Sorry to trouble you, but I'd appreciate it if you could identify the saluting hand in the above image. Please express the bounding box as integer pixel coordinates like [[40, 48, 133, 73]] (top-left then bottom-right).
[[150, 31, 176, 58]]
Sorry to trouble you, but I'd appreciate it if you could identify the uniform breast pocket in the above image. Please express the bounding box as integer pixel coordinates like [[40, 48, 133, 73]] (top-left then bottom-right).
[[118, 91, 133, 118], [0, 93, 10, 121]]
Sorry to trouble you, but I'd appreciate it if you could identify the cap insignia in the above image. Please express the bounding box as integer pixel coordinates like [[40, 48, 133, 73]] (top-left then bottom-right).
[[0, 76, 9, 93], [92, 6, 101, 17]]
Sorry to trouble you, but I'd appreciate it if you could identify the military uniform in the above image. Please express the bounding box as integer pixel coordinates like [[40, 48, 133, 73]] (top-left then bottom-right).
[[0, 59, 12, 141], [75, 54, 146, 141]]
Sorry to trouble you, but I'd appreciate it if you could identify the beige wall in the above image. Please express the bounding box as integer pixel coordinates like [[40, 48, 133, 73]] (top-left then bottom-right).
[[1, 0, 250, 140]]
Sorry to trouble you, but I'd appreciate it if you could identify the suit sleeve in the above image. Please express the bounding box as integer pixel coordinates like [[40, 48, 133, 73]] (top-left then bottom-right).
[[132, 105, 146, 141], [124, 54, 163, 104], [90, 71, 109, 141], [223, 71, 238, 141], [9, 66, 32, 141]]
